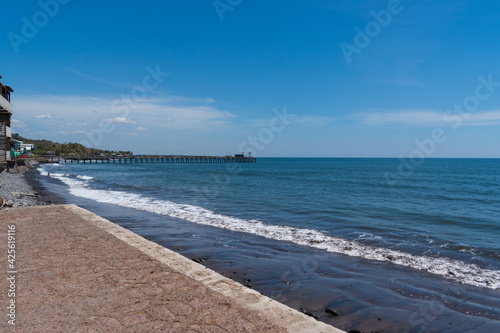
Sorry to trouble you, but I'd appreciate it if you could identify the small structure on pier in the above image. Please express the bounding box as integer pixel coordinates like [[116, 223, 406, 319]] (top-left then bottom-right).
[[0, 75, 14, 170]]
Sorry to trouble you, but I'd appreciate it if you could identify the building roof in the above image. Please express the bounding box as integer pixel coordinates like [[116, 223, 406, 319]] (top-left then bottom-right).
[[0, 81, 13, 92]]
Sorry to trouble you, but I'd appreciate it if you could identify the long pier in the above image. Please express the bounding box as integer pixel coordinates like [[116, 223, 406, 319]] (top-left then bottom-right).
[[62, 155, 256, 164]]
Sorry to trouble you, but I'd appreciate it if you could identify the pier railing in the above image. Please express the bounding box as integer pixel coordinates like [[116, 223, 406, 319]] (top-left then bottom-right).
[[61, 155, 256, 164]]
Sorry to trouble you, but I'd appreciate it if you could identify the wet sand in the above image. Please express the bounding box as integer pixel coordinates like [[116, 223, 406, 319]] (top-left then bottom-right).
[[24, 165, 65, 205], [109, 210, 500, 333]]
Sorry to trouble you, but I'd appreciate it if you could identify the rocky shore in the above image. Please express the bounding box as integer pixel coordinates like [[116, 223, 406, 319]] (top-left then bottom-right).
[[0, 162, 62, 208]]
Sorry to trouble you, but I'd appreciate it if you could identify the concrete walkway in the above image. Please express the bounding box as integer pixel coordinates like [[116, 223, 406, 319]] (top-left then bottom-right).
[[0, 205, 344, 332]]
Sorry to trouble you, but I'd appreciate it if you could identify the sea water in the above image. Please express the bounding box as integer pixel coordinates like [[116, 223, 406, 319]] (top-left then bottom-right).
[[38, 158, 500, 332]]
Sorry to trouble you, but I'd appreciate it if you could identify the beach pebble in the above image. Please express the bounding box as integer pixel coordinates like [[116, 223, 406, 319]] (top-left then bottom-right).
[[299, 308, 319, 320], [0, 166, 47, 207], [325, 308, 340, 317], [243, 278, 253, 288], [192, 258, 207, 263]]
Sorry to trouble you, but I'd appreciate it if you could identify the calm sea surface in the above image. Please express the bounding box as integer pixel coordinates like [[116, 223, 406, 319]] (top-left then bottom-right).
[[39, 158, 500, 332]]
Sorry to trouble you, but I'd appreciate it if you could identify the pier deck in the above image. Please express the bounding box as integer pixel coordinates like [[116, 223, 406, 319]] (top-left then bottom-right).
[[58, 155, 256, 164]]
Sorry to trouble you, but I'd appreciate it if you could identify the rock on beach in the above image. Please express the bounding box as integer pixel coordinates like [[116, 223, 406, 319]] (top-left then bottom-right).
[[0, 162, 59, 208]]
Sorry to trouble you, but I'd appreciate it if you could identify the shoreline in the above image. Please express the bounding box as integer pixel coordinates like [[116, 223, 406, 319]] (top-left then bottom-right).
[[24, 164, 66, 205], [1, 163, 344, 332], [15, 161, 500, 332], [1, 204, 340, 332]]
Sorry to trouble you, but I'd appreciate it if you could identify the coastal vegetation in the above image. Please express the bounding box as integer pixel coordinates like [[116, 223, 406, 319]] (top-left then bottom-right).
[[12, 133, 133, 157]]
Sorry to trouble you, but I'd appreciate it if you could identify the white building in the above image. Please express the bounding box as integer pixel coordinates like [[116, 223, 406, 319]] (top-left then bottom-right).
[[20, 143, 35, 156]]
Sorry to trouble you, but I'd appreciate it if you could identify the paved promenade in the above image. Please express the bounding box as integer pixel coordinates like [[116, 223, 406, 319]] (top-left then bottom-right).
[[0, 205, 343, 332]]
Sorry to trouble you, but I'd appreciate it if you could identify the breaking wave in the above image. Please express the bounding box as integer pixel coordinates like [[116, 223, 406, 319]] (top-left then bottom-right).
[[41, 166, 500, 290]]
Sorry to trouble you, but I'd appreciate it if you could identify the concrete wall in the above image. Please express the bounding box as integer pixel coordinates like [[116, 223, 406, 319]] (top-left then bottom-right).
[[0, 96, 12, 114]]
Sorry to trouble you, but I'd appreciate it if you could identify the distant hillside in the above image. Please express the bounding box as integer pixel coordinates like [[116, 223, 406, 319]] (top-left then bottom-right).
[[12, 133, 133, 156]]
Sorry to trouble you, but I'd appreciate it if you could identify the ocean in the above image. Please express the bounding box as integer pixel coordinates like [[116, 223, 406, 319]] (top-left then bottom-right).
[[38, 158, 500, 332]]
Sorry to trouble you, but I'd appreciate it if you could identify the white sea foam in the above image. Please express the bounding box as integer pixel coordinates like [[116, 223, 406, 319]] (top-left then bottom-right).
[[77, 175, 94, 180], [354, 232, 384, 242], [43, 168, 500, 290]]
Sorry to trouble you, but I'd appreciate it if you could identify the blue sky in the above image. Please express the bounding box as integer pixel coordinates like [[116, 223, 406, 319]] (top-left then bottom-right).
[[1, 0, 500, 157]]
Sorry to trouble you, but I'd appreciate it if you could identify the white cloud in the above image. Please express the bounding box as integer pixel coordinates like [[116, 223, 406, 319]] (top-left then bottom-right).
[[34, 114, 54, 119], [135, 127, 149, 131], [468, 111, 500, 123], [354, 109, 500, 127], [247, 113, 331, 128], [13, 95, 235, 132], [62, 67, 133, 89], [11, 119, 27, 128], [131, 104, 234, 131], [107, 117, 136, 124], [153, 95, 217, 105]]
